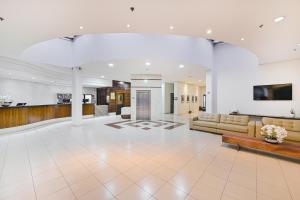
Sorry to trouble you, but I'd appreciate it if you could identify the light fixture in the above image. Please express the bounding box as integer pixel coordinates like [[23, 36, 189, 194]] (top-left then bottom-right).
[[126, 24, 131, 28], [169, 26, 174, 30], [241, 38, 245, 41], [108, 63, 114, 67], [206, 29, 212, 34], [31, 77, 36, 80], [79, 26, 84, 30], [274, 16, 285, 23], [101, 75, 105, 78], [145, 62, 151, 66], [179, 64, 184, 69], [144, 79, 148, 83]]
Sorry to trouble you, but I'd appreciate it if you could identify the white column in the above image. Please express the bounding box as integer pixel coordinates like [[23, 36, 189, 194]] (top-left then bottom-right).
[[206, 69, 217, 113], [72, 67, 82, 126]]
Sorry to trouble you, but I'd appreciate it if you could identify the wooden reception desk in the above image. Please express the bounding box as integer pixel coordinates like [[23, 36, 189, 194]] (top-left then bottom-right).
[[0, 104, 95, 129]]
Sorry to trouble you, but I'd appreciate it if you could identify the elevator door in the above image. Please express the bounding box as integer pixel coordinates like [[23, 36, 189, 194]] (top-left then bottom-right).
[[136, 90, 151, 120]]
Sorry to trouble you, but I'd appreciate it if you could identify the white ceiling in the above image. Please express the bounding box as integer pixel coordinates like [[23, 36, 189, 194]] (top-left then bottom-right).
[[0, 0, 300, 64], [82, 59, 207, 86]]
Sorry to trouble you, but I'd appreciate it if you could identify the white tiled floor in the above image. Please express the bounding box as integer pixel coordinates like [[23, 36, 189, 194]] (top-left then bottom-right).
[[0, 115, 299, 200]]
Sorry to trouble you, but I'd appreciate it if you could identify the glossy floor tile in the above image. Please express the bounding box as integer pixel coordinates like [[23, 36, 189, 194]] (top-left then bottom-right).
[[0, 114, 299, 200]]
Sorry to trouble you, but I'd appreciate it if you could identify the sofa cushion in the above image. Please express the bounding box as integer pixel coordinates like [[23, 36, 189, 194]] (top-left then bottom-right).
[[217, 123, 248, 133], [262, 117, 300, 132], [220, 115, 249, 126], [286, 131, 300, 142], [198, 112, 220, 123], [193, 121, 218, 129]]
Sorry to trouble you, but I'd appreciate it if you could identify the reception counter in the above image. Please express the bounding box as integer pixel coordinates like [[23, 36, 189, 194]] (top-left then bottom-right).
[[0, 104, 95, 129]]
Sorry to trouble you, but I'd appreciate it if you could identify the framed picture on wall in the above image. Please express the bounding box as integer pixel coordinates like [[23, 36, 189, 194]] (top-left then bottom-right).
[[181, 95, 185, 103], [110, 92, 115, 100], [187, 95, 190, 102]]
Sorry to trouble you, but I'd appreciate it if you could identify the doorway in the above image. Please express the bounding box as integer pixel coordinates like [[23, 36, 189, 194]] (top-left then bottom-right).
[[170, 93, 174, 114], [116, 93, 124, 115], [136, 90, 151, 120]]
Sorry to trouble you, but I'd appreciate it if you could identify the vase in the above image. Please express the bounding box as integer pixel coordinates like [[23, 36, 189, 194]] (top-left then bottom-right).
[[264, 138, 279, 144]]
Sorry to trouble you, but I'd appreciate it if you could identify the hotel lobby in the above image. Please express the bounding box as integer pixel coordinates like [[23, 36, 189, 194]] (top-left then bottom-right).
[[0, 1, 300, 200]]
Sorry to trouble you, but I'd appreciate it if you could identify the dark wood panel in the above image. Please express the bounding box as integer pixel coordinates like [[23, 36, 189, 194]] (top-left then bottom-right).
[[0, 104, 95, 129], [223, 134, 300, 159]]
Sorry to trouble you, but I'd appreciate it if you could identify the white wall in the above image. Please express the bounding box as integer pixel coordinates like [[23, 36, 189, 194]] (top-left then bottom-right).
[[163, 82, 174, 114], [215, 44, 300, 117], [131, 75, 163, 120], [174, 82, 202, 115], [0, 78, 96, 106], [22, 33, 214, 69]]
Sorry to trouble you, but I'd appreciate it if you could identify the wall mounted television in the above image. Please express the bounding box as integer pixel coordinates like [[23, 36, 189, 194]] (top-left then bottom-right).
[[253, 83, 292, 100]]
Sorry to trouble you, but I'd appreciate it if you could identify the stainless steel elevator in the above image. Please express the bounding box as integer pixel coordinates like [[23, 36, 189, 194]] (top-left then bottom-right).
[[136, 90, 151, 120]]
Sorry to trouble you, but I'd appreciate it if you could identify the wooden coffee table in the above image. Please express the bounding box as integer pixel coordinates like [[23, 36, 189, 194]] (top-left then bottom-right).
[[222, 134, 300, 159]]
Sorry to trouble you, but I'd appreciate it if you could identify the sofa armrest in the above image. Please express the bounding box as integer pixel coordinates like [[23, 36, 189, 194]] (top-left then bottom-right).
[[189, 117, 198, 128], [255, 121, 263, 138], [247, 121, 255, 137]]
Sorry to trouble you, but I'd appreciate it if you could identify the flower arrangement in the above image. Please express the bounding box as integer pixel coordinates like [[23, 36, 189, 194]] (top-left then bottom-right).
[[0, 95, 13, 107], [261, 125, 288, 144]]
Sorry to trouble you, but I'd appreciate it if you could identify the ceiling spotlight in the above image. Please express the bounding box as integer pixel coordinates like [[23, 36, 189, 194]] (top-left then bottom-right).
[[206, 29, 212, 34], [101, 75, 105, 78], [144, 79, 148, 83], [79, 26, 84, 30], [108, 63, 114, 67], [179, 64, 184, 69], [169, 26, 174, 30], [126, 24, 131, 28], [241, 38, 245, 41], [274, 16, 285, 23], [145, 62, 151, 66]]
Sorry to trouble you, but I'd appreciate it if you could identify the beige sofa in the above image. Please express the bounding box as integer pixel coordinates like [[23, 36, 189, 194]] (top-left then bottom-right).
[[256, 117, 300, 143], [190, 112, 255, 137]]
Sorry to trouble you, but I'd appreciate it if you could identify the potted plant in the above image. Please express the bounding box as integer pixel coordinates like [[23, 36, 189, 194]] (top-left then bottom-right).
[[260, 125, 288, 144]]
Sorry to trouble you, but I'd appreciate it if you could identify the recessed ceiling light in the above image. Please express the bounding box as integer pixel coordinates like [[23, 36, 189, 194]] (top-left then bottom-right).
[[144, 79, 148, 83], [101, 75, 105, 78], [108, 63, 114, 67], [31, 77, 36, 80], [169, 26, 174, 30], [126, 24, 131, 28], [206, 29, 212, 34], [274, 16, 285, 23], [179, 64, 184, 69], [145, 62, 151, 66], [241, 38, 245, 41], [79, 26, 84, 30]]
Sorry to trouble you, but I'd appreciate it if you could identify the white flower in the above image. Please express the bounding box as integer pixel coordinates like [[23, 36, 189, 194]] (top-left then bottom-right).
[[261, 125, 288, 143]]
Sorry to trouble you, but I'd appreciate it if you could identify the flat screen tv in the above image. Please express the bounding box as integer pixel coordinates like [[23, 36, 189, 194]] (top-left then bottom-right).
[[253, 84, 292, 100]]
